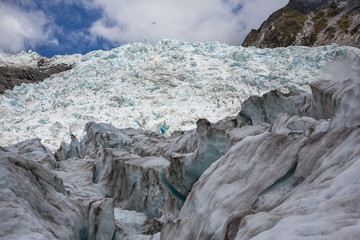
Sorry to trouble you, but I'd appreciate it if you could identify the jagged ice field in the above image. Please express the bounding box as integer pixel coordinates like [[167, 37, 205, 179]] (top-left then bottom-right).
[[1, 39, 360, 240], [1, 39, 359, 152]]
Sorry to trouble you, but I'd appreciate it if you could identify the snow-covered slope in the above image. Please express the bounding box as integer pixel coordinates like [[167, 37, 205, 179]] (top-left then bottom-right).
[[1, 40, 358, 151]]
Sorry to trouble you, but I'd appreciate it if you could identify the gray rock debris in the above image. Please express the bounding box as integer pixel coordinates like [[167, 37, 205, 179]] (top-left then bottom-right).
[[0, 57, 72, 94]]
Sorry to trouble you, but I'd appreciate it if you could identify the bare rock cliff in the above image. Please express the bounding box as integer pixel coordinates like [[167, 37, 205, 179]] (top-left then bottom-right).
[[242, 0, 360, 48]]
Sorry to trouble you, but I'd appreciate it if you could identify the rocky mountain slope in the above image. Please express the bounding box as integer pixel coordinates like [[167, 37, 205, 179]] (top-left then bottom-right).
[[242, 0, 360, 48]]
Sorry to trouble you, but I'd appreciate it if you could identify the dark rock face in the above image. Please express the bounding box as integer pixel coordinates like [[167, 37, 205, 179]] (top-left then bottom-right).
[[243, 0, 360, 48], [0, 59, 72, 94], [288, 0, 332, 14]]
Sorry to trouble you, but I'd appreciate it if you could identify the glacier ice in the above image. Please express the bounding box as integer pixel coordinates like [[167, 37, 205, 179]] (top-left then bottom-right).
[[88, 198, 116, 240], [6, 138, 57, 169], [1, 41, 360, 240], [161, 71, 360, 239], [304, 78, 360, 129], [0, 144, 84, 239], [1, 40, 359, 152], [239, 90, 306, 125]]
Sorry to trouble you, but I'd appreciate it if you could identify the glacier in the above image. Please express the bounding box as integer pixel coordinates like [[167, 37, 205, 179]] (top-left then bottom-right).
[[1, 40, 360, 240], [0, 40, 358, 152]]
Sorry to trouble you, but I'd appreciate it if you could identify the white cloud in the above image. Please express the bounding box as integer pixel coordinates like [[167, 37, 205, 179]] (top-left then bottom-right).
[[0, 2, 57, 53], [87, 0, 288, 45], [0, 0, 290, 54]]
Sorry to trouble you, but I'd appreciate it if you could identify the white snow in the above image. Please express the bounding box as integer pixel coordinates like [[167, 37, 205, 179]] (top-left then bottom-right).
[[1, 40, 358, 151], [0, 49, 80, 68]]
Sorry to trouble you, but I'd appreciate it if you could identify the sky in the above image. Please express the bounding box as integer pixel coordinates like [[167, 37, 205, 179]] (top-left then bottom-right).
[[0, 0, 288, 58]]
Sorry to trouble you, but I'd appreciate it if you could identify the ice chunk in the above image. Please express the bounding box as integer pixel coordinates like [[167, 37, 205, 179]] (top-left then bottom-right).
[[6, 138, 56, 169], [88, 198, 116, 240], [163, 118, 231, 198], [162, 132, 304, 239], [162, 126, 360, 239], [97, 149, 173, 218], [114, 208, 150, 235], [240, 90, 306, 125], [270, 114, 329, 137], [0, 145, 84, 239], [304, 78, 360, 128]]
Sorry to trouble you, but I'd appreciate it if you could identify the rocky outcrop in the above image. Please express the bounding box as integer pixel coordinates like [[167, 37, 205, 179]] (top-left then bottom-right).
[[242, 0, 360, 48], [0, 57, 72, 94]]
